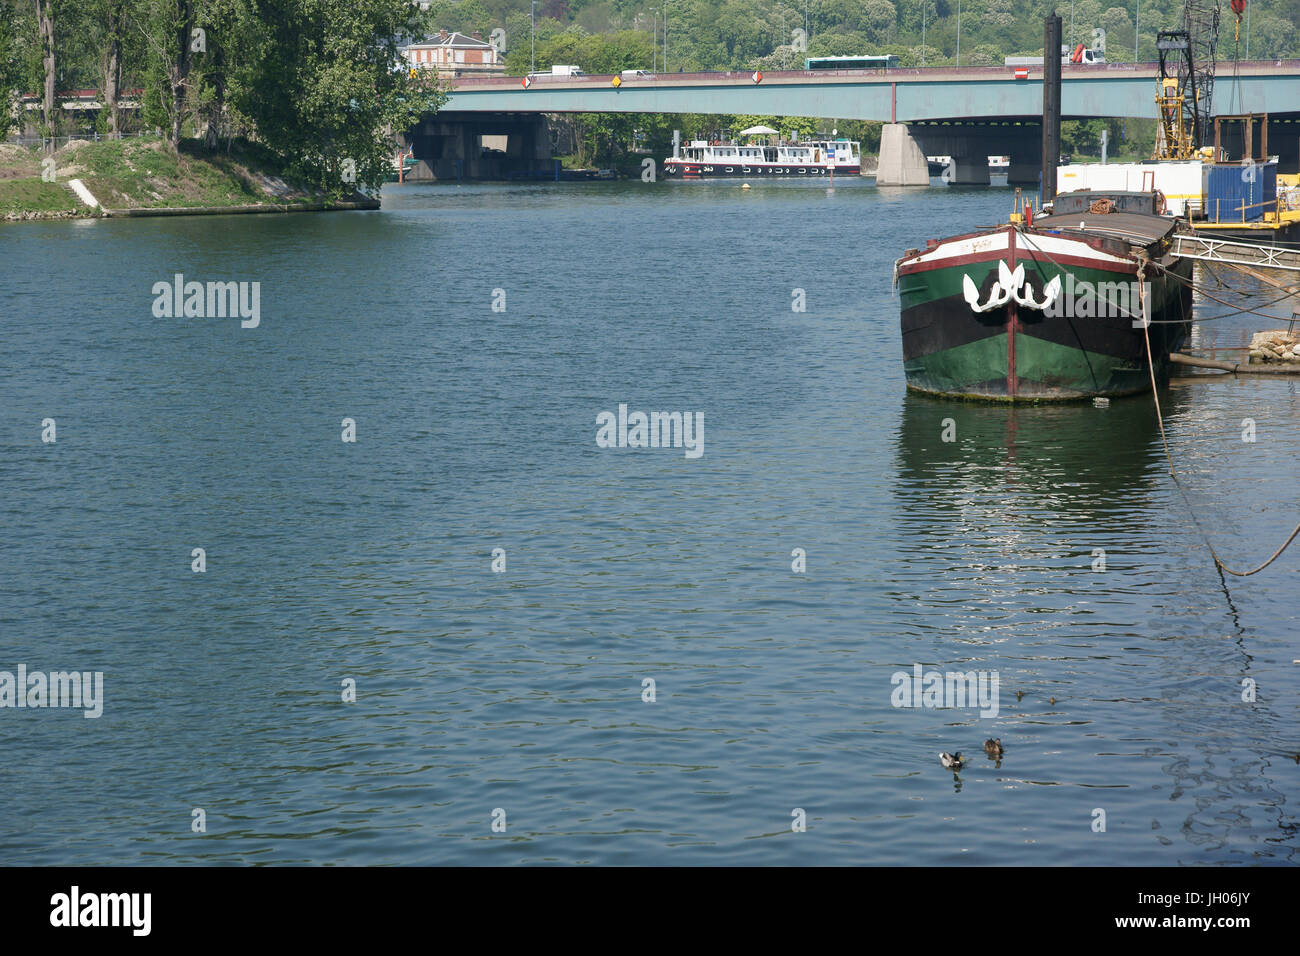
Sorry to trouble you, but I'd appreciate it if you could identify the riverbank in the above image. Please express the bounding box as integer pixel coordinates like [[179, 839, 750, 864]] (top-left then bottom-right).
[[0, 137, 377, 221]]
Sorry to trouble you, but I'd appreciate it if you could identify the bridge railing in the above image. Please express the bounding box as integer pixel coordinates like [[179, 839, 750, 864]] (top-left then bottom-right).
[[450, 59, 1300, 90]]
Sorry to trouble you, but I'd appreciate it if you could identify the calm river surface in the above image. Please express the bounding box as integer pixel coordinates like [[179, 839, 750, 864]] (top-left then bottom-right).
[[2, 177, 1298, 865]]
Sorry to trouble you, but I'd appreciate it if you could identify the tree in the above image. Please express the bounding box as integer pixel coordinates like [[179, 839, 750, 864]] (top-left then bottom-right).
[[37, 0, 54, 140], [0, 1, 20, 140], [97, 0, 128, 135], [135, 0, 198, 148], [862, 0, 896, 45], [236, 0, 447, 195]]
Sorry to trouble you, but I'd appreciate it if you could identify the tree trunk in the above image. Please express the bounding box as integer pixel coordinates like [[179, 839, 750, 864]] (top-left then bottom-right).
[[38, 0, 55, 145], [170, 0, 195, 148], [104, 1, 125, 136], [204, 42, 225, 150]]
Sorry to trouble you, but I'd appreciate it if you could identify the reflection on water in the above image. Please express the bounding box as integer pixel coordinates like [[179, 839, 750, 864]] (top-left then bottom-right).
[[896, 391, 1175, 512], [889, 389, 1298, 864]]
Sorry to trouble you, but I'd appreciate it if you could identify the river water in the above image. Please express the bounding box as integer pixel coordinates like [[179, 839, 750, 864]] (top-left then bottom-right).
[[1, 177, 1298, 865]]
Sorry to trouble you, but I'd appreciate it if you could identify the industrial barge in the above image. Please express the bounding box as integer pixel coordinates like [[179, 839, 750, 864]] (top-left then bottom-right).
[[895, 190, 1193, 401]]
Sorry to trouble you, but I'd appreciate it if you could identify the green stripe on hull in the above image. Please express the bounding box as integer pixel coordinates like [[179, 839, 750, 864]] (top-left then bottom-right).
[[904, 331, 1159, 401]]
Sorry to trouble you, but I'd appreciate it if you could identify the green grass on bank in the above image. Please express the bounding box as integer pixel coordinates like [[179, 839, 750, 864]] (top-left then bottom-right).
[[73, 137, 291, 209], [0, 177, 81, 215], [1, 136, 319, 219]]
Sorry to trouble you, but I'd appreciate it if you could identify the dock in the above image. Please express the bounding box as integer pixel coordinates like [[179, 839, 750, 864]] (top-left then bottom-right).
[[1171, 233, 1300, 274]]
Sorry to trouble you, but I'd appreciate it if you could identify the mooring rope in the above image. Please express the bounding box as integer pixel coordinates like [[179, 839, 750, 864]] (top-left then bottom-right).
[[1154, 259, 1300, 321], [1202, 261, 1293, 297], [1018, 228, 1300, 575], [1137, 274, 1300, 576]]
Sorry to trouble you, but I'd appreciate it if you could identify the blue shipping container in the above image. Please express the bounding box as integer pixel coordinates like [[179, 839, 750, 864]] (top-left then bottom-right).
[[1204, 162, 1277, 222]]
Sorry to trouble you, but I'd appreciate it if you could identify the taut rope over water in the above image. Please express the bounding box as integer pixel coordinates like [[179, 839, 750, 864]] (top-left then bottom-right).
[[1138, 280, 1300, 576]]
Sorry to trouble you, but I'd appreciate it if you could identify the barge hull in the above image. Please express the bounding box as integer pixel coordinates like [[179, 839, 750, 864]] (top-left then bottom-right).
[[897, 226, 1193, 401]]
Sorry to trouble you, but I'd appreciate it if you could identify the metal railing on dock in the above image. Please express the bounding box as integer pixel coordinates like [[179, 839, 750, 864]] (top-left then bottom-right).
[[1172, 234, 1300, 274]]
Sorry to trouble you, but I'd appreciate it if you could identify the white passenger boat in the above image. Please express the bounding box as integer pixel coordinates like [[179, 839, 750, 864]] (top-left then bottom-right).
[[664, 139, 861, 178]]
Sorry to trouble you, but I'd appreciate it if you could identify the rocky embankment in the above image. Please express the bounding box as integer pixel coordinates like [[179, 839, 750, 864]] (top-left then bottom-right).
[[1249, 330, 1300, 364]]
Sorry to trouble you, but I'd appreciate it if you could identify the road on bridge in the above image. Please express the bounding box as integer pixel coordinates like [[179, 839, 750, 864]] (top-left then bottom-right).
[[441, 60, 1300, 123]]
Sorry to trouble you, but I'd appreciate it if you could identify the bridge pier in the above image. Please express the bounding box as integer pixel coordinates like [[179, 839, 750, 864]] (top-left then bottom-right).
[[1006, 138, 1042, 186], [946, 158, 991, 185], [1006, 162, 1041, 186], [875, 123, 930, 186]]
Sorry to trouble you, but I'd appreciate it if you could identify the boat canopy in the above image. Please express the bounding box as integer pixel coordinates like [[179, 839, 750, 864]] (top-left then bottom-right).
[[739, 125, 778, 136]]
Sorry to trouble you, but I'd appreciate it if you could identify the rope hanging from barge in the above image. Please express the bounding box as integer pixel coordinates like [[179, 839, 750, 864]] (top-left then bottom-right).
[[1151, 258, 1300, 322], [1019, 228, 1300, 576], [1139, 305, 1300, 576]]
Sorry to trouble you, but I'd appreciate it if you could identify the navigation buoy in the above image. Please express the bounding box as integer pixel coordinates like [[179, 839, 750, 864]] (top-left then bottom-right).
[[741, 183, 751, 189]]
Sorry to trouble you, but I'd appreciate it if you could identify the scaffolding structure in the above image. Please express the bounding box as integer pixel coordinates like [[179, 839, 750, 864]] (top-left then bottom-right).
[[1154, 0, 1223, 159]]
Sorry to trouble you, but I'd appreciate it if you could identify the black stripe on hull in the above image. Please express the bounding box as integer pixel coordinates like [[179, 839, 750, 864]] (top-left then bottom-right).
[[901, 260, 1194, 365], [901, 291, 1192, 368]]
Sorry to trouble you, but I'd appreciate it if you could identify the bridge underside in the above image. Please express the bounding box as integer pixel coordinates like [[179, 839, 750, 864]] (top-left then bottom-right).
[[405, 111, 552, 181], [888, 120, 1044, 185], [405, 102, 1300, 185], [878, 113, 1300, 185]]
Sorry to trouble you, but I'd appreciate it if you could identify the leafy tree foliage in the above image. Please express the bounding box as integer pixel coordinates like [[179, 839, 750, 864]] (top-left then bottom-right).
[[1, 0, 444, 193]]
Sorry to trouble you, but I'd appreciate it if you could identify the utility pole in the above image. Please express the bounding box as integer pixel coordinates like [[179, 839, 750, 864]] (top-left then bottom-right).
[[1135, 0, 1140, 63], [956, 0, 961, 66], [922, 0, 926, 67], [653, 10, 658, 72], [531, 0, 536, 74]]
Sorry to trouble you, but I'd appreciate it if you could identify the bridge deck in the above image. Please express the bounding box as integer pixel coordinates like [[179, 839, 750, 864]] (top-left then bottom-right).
[[441, 61, 1300, 122]]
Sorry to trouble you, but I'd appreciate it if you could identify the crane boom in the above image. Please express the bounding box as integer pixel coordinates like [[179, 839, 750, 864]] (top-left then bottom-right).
[[1155, 0, 1223, 159]]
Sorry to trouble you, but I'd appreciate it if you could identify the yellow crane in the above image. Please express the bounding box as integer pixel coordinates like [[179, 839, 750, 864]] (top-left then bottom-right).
[[1153, 0, 1224, 160]]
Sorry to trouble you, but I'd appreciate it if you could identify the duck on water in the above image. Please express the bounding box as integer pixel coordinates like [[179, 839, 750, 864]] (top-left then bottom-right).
[[940, 752, 965, 771], [894, 189, 1194, 402]]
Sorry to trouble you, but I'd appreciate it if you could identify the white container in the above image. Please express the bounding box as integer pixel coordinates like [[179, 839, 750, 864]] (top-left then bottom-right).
[[1056, 161, 1205, 216]]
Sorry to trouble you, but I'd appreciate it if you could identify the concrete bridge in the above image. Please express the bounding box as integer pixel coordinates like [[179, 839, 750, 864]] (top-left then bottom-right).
[[442, 61, 1300, 124], [411, 60, 1300, 184]]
